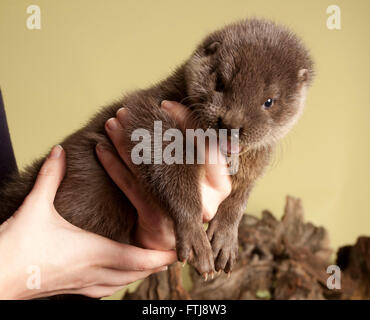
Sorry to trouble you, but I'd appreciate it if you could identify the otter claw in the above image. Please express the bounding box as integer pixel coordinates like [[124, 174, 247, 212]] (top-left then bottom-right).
[[203, 273, 208, 281]]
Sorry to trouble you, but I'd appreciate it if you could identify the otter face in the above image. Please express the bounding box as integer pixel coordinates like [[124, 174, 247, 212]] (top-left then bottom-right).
[[184, 19, 314, 152]]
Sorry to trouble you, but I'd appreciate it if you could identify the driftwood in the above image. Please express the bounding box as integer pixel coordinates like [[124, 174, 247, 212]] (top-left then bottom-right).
[[123, 196, 370, 300]]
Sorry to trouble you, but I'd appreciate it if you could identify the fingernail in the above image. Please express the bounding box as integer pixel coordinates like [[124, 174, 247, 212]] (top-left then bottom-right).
[[49, 145, 63, 159], [96, 142, 110, 153], [96, 143, 104, 153], [161, 100, 174, 109], [116, 107, 126, 116], [106, 118, 119, 131], [160, 266, 168, 271]]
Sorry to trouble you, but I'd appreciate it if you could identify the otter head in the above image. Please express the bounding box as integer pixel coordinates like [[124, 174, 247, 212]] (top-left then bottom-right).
[[184, 19, 314, 153]]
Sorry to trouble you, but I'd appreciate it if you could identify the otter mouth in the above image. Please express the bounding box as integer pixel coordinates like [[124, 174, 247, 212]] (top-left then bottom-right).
[[219, 138, 241, 155], [196, 118, 244, 155], [218, 131, 245, 156]]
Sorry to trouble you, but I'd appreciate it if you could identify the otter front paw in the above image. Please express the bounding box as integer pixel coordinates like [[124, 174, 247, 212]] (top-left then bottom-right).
[[207, 219, 239, 274], [175, 221, 215, 279]]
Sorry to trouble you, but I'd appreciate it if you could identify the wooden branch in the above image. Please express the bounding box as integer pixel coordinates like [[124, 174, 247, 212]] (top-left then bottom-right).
[[124, 261, 190, 300], [123, 196, 370, 300]]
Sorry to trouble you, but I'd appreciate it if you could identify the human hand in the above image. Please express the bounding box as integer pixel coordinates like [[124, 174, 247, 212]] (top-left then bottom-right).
[[96, 100, 232, 251], [0, 146, 176, 299]]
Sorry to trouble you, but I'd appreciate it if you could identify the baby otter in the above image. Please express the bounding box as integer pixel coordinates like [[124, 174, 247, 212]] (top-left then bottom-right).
[[0, 19, 314, 281]]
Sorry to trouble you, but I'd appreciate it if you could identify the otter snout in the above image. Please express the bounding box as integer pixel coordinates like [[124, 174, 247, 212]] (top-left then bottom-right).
[[217, 116, 243, 134]]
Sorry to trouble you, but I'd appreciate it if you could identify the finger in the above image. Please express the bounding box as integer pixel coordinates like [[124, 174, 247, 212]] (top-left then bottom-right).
[[162, 101, 230, 188], [96, 143, 138, 201], [101, 113, 164, 215], [204, 142, 232, 198], [161, 100, 193, 131], [95, 239, 177, 271], [77, 285, 127, 299], [96, 142, 155, 216], [50, 265, 167, 298], [93, 265, 168, 287], [162, 100, 231, 220], [162, 99, 230, 190], [106, 110, 136, 174], [29, 145, 66, 203], [50, 285, 127, 299]]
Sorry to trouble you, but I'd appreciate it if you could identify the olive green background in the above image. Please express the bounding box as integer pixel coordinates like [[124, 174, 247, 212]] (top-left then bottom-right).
[[1, 0, 369, 299]]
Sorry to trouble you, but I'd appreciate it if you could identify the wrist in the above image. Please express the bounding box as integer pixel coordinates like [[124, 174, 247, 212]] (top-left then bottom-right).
[[0, 240, 44, 300], [0, 268, 30, 300]]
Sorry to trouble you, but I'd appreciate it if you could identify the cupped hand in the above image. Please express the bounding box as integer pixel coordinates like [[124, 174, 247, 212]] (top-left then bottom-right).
[[0, 146, 176, 299], [96, 100, 232, 251]]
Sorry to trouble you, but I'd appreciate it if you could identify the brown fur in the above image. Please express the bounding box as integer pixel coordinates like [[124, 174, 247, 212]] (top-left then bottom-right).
[[0, 19, 313, 285]]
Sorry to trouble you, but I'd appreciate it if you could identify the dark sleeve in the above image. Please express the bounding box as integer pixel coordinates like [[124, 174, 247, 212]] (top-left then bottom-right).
[[0, 89, 17, 183]]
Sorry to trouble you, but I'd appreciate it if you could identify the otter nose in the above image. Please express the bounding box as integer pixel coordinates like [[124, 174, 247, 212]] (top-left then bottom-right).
[[217, 117, 242, 137]]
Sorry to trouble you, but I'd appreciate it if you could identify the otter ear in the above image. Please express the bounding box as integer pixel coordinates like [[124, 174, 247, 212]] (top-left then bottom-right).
[[298, 69, 309, 83], [204, 41, 221, 56]]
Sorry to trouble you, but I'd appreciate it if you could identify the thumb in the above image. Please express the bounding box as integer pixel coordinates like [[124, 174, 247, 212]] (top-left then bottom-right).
[[30, 145, 66, 204], [161, 100, 193, 131]]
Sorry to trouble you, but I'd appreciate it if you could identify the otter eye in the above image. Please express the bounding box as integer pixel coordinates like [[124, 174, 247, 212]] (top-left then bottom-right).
[[263, 98, 273, 108], [215, 74, 225, 92]]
